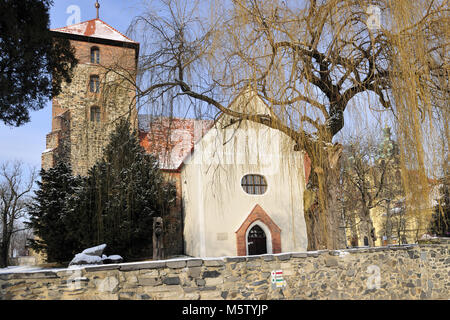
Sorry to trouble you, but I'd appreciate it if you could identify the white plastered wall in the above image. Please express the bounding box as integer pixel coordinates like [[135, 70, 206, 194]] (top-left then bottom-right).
[[181, 93, 308, 257]]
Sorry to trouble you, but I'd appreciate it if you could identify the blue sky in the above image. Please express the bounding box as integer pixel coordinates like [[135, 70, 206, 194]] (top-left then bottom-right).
[[0, 0, 143, 168]]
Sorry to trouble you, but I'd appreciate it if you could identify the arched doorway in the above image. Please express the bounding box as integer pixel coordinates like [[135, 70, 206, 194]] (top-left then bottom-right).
[[235, 204, 281, 256], [247, 225, 267, 255]]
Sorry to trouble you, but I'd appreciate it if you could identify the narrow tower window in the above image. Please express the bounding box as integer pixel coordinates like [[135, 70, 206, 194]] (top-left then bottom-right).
[[91, 47, 100, 64], [89, 75, 100, 93], [90, 106, 101, 122]]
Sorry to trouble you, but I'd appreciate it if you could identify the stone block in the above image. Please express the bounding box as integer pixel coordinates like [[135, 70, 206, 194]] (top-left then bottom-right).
[[246, 262, 262, 270], [307, 252, 319, 257], [120, 283, 139, 290], [196, 279, 206, 286], [183, 287, 197, 293], [89, 293, 119, 300], [1, 281, 24, 289], [200, 291, 222, 300], [187, 267, 202, 279], [120, 261, 165, 271], [139, 277, 162, 286], [10, 272, 59, 280], [152, 291, 183, 299], [325, 256, 338, 267], [184, 292, 200, 300], [276, 254, 291, 261], [125, 274, 138, 284], [252, 280, 268, 286], [95, 276, 119, 293], [224, 276, 241, 283], [85, 265, 120, 272], [0, 274, 11, 281], [222, 282, 236, 291], [185, 259, 203, 267], [166, 260, 187, 269], [202, 270, 221, 278], [292, 253, 308, 258], [204, 259, 225, 267], [162, 276, 180, 285], [205, 277, 223, 286], [119, 292, 136, 300], [420, 252, 428, 261], [225, 257, 246, 263], [199, 286, 217, 291], [346, 269, 356, 277], [143, 285, 183, 294], [139, 269, 159, 277], [246, 256, 262, 261], [262, 255, 274, 261], [281, 268, 295, 276], [328, 250, 338, 256]]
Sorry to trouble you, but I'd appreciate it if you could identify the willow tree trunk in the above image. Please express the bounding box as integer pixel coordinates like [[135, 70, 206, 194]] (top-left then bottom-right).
[[303, 143, 346, 250]]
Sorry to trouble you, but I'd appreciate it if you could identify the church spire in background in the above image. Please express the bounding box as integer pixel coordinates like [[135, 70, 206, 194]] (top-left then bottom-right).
[[95, 1, 100, 19]]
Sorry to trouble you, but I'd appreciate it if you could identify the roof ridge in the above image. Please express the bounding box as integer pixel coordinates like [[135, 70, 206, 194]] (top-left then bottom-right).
[[96, 19, 136, 43], [50, 18, 97, 31], [51, 18, 138, 44]]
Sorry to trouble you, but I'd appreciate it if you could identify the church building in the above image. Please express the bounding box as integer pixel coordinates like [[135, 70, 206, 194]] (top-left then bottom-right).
[[42, 4, 310, 258]]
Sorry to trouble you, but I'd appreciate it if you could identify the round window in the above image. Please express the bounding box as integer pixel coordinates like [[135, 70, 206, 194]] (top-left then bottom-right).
[[241, 174, 267, 195]]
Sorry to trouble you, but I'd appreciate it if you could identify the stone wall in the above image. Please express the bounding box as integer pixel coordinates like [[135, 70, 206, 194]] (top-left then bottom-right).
[[1, 239, 448, 300]]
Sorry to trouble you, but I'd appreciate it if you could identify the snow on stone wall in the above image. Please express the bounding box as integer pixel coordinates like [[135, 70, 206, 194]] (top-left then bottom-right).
[[1, 238, 449, 300]]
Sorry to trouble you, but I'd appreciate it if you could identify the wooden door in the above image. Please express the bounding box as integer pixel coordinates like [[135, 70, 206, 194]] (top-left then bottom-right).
[[247, 225, 267, 255]]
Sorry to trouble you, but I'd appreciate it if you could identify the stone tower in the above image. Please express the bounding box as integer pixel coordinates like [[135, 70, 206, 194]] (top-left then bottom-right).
[[42, 16, 139, 175]]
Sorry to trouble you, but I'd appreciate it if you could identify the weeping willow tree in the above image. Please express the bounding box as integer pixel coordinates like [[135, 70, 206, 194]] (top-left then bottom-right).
[[125, 0, 448, 250]]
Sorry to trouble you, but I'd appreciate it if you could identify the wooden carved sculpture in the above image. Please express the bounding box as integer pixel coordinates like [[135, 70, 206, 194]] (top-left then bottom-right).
[[153, 217, 164, 260]]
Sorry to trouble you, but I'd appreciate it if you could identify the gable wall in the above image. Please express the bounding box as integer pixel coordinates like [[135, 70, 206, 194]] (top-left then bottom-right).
[[182, 115, 308, 257]]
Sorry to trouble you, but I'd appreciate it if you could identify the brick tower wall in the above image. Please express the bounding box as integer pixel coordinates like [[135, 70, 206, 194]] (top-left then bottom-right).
[[42, 37, 138, 176]]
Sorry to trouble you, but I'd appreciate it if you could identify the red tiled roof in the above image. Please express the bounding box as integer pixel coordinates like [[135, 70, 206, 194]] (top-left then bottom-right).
[[139, 116, 312, 185], [51, 19, 138, 43], [139, 117, 214, 170]]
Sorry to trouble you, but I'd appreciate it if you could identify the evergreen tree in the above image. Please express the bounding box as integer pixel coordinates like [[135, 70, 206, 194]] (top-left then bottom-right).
[[26, 162, 81, 263], [0, 0, 77, 126], [66, 119, 177, 260], [28, 120, 176, 263]]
